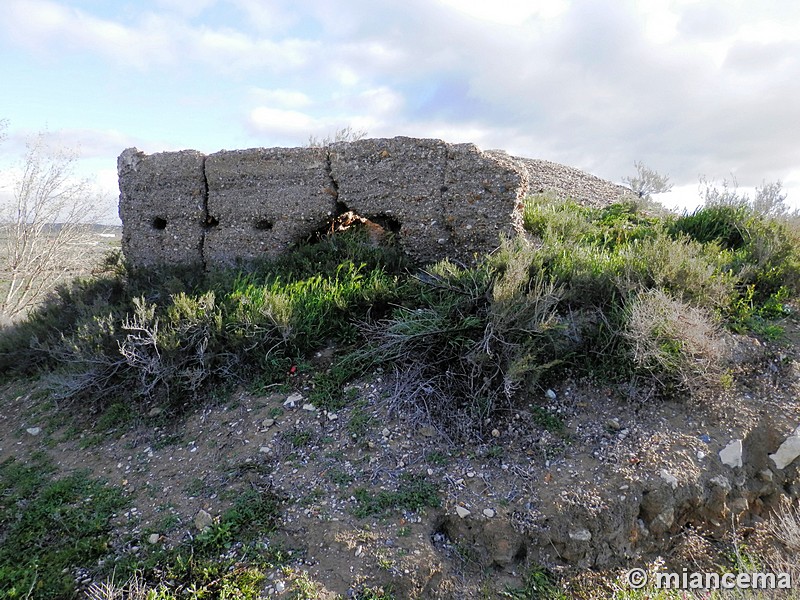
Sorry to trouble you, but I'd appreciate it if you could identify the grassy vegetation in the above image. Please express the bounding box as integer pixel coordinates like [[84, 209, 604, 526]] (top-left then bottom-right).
[[1, 195, 797, 435], [352, 474, 441, 518], [0, 452, 129, 599]]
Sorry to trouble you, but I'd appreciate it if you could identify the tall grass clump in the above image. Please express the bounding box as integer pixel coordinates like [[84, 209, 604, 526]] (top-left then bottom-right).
[[359, 242, 569, 438]]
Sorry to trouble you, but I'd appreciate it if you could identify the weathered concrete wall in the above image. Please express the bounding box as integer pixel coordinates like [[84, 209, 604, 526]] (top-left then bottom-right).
[[204, 147, 332, 265], [118, 136, 631, 268], [118, 148, 207, 267]]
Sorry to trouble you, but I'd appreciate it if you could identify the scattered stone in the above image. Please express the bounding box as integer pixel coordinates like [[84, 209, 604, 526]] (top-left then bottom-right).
[[274, 581, 286, 593], [284, 393, 303, 408], [759, 469, 774, 482], [769, 428, 800, 470], [327, 412, 338, 421], [194, 509, 213, 532], [545, 389, 557, 400], [483, 508, 496, 518], [729, 498, 749, 514], [355, 545, 364, 557], [262, 418, 275, 428], [456, 506, 471, 518], [25, 427, 41, 436], [660, 470, 679, 490], [148, 407, 163, 417], [302, 403, 316, 412], [147, 533, 161, 544], [259, 446, 271, 454], [491, 429, 500, 438], [719, 439, 743, 468], [382, 428, 390, 437], [569, 528, 592, 542], [650, 508, 675, 535], [699, 434, 711, 444], [606, 418, 622, 432]]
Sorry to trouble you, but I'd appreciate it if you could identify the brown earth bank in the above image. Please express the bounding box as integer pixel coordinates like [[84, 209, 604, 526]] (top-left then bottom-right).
[[1, 312, 799, 598]]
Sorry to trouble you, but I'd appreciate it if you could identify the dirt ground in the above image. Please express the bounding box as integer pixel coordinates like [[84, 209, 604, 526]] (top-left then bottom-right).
[[1, 313, 799, 598]]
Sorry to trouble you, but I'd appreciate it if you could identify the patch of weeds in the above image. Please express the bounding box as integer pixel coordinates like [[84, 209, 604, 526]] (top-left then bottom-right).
[[425, 450, 450, 466], [347, 403, 375, 437], [109, 488, 284, 597], [397, 525, 411, 537], [283, 567, 320, 599], [353, 585, 395, 599], [95, 401, 135, 432], [78, 432, 106, 449], [0, 455, 129, 599], [194, 519, 235, 553], [298, 488, 326, 507], [486, 445, 504, 460], [353, 474, 440, 518], [184, 477, 207, 497], [309, 356, 365, 411], [286, 426, 314, 448], [151, 432, 183, 450], [328, 468, 354, 487], [529, 406, 566, 434], [501, 565, 567, 599], [268, 405, 285, 419]]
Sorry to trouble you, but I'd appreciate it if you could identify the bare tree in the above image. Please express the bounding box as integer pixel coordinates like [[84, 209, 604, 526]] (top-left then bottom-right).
[[0, 130, 107, 321], [623, 161, 673, 199], [307, 126, 368, 148]]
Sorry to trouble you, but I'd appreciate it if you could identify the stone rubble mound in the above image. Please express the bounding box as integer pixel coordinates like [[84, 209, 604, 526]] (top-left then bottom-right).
[[117, 137, 632, 269]]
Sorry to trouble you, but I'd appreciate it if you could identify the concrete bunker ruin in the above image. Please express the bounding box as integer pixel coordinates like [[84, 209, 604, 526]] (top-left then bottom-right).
[[118, 136, 631, 269]]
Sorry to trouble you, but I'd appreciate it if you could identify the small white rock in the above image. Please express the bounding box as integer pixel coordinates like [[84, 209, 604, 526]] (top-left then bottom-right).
[[194, 509, 213, 532], [660, 469, 679, 490], [262, 418, 275, 428], [284, 393, 302, 408], [147, 533, 161, 544], [456, 506, 471, 518], [302, 403, 316, 412], [26, 427, 41, 436], [491, 429, 500, 438], [483, 508, 495, 518], [719, 439, 743, 468], [770, 433, 800, 470], [569, 528, 592, 542], [545, 389, 557, 400]]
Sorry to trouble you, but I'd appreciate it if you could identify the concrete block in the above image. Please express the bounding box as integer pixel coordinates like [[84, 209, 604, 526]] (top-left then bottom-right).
[[204, 147, 334, 266], [118, 148, 206, 267]]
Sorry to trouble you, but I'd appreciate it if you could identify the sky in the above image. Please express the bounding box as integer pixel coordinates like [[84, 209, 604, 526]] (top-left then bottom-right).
[[1, 0, 800, 223]]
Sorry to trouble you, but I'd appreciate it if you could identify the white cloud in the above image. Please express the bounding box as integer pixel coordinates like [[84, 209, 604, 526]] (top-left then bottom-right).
[[247, 107, 318, 138], [2, 0, 317, 73], [248, 88, 312, 109]]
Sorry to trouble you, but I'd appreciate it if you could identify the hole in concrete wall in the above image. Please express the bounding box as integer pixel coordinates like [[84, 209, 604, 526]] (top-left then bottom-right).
[[205, 215, 219, 228], [254, 219, 274, 231], [368, 214, 401, 235], [305, 204, 402, 248], [152, 217, 167, 230]]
